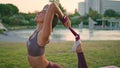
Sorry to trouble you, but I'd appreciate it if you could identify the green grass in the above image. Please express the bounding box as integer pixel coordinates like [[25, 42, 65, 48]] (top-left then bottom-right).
[[0, 41, 120, 68]]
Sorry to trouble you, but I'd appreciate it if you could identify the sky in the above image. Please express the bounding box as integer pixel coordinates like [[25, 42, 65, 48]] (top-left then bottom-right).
[[0, 0, 84, 13]]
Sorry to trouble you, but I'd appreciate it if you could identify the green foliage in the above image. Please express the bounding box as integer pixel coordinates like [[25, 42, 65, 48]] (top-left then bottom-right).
[[2, 16, 10, 24], [87, 9, 102, 20], [18, 13, 36, 26], [10, 15, 25, 25], [0, 4, 19, 16], [19, 13, 35, 21], [0, 3, 79, 28], [0, 4, 7, 16], [80, 16, 89, 25], [74, 9, 80, 16], [2, 12, 36, 26], [2, 15, 25, 26], [104, 9, 120, 17], [6, 4, 19, 15], [0, 30, 3, 33], [70, 17, 80, 26], [1, 3, 120, 29], [68, 10, 80, 26]]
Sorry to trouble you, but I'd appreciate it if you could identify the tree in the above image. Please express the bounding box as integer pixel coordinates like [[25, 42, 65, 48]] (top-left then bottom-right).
[[9, 14, 30, 26], [104, 9, 119, 17], [19, 12, 36, 25], [74, 9, 80, 16], [6, 4, 19, 15], [0, 4, 8, 16], [0, 4, 19, 16], [88, 9, 102, 20]]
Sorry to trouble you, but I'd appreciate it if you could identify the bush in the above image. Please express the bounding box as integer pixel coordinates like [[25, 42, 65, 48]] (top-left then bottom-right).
[[0, 29, 3, 33]]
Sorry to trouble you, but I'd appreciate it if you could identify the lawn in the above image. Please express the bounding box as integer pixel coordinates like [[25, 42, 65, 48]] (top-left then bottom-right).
[[0, 41, 120, 68]]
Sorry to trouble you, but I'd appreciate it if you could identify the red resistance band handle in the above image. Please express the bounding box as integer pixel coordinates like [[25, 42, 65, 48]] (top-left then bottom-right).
[[69, 27, 80, 41], [61, 15, 68, 24], [61, 15, 80, 41]]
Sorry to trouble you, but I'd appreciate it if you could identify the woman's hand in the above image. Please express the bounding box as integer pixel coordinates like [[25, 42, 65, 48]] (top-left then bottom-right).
[[63, 18, 71, 28], [61, 16, 71, 28]]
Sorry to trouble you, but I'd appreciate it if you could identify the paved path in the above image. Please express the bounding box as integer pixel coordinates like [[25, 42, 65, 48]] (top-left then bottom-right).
[[0, 29, 120, 42], [0, 31, 27, 42]]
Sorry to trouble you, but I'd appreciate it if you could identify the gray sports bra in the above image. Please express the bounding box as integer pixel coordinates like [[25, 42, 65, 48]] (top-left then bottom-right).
[[27, 30, 45, 56]]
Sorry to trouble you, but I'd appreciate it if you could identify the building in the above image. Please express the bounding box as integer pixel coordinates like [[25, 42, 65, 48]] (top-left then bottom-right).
[[101, 0, 120, 14], [78, 2, 85, 16], [78, 0, 120, 16]]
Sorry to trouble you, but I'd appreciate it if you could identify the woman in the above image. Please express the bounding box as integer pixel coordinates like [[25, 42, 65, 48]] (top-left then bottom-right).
[[26, 2, 71, 68]]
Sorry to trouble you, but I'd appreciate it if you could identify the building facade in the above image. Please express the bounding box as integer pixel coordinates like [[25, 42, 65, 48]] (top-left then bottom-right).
[[78, 0, 120, 16], [78, 2, 85, 16], [101, 0, 120, 14]]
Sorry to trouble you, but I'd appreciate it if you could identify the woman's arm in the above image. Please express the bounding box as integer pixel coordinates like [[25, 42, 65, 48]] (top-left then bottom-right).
[[38, 2, 66, 46]]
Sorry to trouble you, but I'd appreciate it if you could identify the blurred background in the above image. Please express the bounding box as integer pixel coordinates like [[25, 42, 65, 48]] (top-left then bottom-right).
[[0, 0, 120, 42], [0, 0, 120, 68]]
